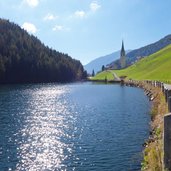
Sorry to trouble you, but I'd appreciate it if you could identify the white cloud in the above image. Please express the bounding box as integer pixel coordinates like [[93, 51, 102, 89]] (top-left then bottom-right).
[[22, 22, 37, 34], [69, 1, 101, 20], [52, 25, 70, 32], [44, 13, 58, 21], [22, 0, 39, 8], [52, 25, 63, 31], [90, 1, 101, 12], [74, 10, 86, 18]]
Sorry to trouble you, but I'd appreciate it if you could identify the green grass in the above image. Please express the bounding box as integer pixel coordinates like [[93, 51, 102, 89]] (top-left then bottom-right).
[[91, 71, 114, 80], [93, 44, 171, 82]]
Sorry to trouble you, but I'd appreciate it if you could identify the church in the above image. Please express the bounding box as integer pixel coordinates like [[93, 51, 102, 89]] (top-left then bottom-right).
[[106, 40, 127, 70], [120, 40, 126, 68]]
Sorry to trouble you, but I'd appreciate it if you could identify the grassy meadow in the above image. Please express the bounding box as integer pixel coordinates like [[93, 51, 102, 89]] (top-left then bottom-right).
[[91, 71, 114, 80]]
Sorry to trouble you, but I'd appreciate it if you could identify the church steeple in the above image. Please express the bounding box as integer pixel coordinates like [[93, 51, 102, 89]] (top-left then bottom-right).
[[121, 40, 125, 54], [120, 40, 126, 68]]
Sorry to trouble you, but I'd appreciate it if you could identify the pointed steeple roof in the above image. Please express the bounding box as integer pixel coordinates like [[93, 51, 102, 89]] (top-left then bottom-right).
[[121, 40, 125, 57], [121, 40, 125, 52], [120, 40, 126, 68]]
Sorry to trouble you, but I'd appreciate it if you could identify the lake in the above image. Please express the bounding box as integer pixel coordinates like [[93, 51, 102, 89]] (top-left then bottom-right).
[[0, 82, 150, 171]]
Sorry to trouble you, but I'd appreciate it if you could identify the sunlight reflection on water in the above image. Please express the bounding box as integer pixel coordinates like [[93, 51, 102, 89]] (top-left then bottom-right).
[[15, 85, 75, 171], [0, 83, 150, 171]]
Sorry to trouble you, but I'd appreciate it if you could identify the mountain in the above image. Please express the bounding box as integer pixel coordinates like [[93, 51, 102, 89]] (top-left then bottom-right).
[[84, 51, 120, 74], [84, 50, 131, 74], [0, 19, 86, 83], [126, 34, 171, 65], [94, 44, 171, 82], [109, 34, 171, 69]]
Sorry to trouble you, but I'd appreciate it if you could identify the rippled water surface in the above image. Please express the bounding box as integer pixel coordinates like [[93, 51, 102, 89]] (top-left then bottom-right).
[[0, 82, 150, 171]]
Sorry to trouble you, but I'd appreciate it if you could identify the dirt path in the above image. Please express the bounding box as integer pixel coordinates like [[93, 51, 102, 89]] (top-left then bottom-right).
[[107, 70, 121, 81]]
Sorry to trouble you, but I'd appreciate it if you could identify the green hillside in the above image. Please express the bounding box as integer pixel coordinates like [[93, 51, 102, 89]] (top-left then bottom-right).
[[93, 44, 171, 82], [91, 71, 114, 80]]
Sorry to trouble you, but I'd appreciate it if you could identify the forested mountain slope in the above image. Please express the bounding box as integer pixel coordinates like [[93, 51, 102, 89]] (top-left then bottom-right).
[[0, 19, 86, 83]]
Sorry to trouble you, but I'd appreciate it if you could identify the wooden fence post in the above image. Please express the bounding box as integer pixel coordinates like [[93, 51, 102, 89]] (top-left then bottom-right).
[[167, 90, 171, 103], [164, 113, 171, 170], [161, 83, 164, 93], [168, 97, 171, 113], [165, 89, 168, 102]]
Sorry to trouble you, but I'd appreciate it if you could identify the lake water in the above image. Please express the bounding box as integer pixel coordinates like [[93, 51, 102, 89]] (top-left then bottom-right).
[[0, 82, 150, 171]]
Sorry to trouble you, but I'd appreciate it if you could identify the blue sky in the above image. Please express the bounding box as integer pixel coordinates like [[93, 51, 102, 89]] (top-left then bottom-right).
[[0, 0, 171, 65]]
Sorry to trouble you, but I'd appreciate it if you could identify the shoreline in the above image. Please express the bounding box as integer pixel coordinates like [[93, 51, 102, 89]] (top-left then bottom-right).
[[90, 79, 167, 170], [119, 80, 167, 170]]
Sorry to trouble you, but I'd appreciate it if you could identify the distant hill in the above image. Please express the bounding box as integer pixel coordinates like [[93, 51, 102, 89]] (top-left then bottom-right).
[[109, 34, 171, 69], [0, 19, 86, 83], [94, 44, 171, 82], [127, 34, 171, 65], [84, 50, 130, 74], [84, 51, 120, 74]]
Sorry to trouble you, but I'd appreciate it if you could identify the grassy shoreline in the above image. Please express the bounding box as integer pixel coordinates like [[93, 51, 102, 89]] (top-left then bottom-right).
[[137, 81, 167, 170]]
